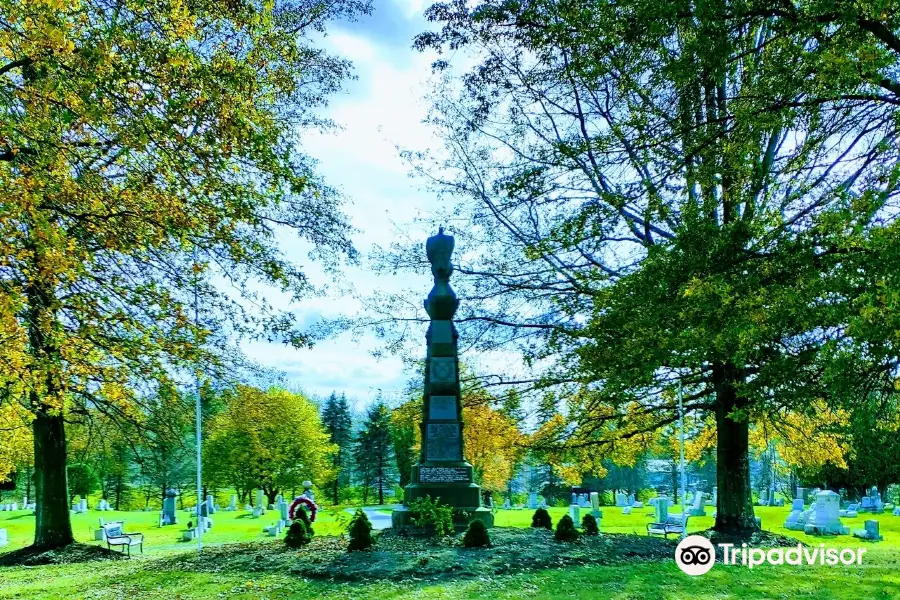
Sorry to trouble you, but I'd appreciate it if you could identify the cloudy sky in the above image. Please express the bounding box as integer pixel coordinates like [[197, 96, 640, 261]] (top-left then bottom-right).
[[240, 1, 446, 411]]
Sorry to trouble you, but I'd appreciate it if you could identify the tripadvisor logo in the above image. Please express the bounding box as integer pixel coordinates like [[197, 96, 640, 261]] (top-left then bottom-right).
[[675, 535, 867, 576]]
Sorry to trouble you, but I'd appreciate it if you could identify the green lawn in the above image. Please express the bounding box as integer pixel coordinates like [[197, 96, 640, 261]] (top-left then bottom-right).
[[1, 505, 899, 599], [0, 505, 350, 555]]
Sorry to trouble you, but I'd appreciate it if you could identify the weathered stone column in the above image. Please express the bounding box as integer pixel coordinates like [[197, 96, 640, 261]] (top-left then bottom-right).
[[392, 228, 493, 529]]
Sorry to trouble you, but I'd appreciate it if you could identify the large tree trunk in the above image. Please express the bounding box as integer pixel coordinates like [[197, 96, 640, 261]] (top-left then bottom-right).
[[712, 362, 758, 533], [32, 410, 74, 548]]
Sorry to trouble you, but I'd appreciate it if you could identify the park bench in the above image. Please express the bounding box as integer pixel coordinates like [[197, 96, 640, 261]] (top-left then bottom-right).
[[102, 521, 144, 557], [647, 515, 689, 539]]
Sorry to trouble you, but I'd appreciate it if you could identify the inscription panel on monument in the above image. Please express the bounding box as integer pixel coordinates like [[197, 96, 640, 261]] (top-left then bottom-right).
[[429, 395, 457, 420], [430, 357, 456, 383], [419, 466, 470, 484], [426, 423, 462, 460]]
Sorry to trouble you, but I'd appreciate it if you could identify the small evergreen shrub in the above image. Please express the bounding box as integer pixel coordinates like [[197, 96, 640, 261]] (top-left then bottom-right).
[[347, 508, 374, 551], [555, 514, 579, 542], [409, 496, 454, 536], [462, 519, 491, 547], [531, 507, 552, 529], [581, 514, 599, 536], [285, 506, 314, 548]]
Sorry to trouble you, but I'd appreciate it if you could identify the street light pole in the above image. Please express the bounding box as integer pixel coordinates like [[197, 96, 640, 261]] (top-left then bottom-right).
[[193, 246, 203, 555], [679, 378, 687, 538]]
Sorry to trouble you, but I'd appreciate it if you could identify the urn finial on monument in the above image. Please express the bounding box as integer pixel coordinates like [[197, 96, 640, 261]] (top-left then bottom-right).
[[392, 228, 493, 531], [424, 227, 459, 320]]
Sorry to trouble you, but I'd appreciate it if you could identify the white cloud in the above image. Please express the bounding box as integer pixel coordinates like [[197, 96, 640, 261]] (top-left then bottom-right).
[[327, 31, 378, 62]]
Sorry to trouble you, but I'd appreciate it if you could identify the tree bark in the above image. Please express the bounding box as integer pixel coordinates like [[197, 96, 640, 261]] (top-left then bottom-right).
[[32, 409, 74, 548], [712, 362, 758, 533]]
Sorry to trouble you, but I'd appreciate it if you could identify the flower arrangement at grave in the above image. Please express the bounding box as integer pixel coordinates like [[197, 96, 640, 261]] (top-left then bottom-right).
[[289, 496, 318, 522]]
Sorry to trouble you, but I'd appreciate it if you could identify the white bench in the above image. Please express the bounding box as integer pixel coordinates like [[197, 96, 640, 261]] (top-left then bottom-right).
[[102, 521, 143, 557], [647, 515, 689, 539]]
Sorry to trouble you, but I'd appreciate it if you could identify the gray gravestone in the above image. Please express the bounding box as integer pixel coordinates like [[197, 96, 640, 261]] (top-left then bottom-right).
[[162, 489, 178, 525]]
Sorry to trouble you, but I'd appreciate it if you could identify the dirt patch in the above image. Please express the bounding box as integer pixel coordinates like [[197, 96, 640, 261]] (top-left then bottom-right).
[[697, 528, 804, 548], [0, 542, 123, 567], [155, 527, 678, 582]]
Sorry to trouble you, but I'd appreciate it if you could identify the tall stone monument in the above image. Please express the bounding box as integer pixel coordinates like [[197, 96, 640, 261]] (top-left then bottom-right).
[[392, 228, 493, 530]]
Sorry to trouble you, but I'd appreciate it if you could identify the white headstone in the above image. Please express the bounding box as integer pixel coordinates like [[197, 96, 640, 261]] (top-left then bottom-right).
[[0, 528, 7, 547], [651, 497, 669, 523], [758, 489, 769, 506], [255, 490, 265, 514], [689, 490, 706, 516], [569, 504, 580, 525], [615, 492, 627, 507], [791, 498, 804, 511], [804, 490, 848, 535], [527, 492, 538, 509], [590, 492, 601, 518]]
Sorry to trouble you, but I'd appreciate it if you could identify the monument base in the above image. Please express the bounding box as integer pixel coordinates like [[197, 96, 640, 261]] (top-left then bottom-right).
[[391, 461, 494, 530], [391, 505, 494, 531]]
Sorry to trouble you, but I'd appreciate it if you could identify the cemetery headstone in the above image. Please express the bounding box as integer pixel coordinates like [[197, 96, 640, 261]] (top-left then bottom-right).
[[758, 489, 769, 506], [615, 492, 627, 507], [892, 507, 900, 517], [571, 492, 577, 505], [0, 528, 7, 547], [569, 504, 580, 525], [622, 506, 632, 515], [255, 490, 265, 515], [527, 492, 538, 509], [651, 497, 669, 523], [162, 489, 178, 526], [804, 490, 849, 535], [796, 487, 806, 502], [852, 519, 883, 541], [391, 228, 493, 530], [839, 502, 859, 518], [590, 492, 602, 519], [226, 495, 237, 511], [689, 490, 706, 516], [502, 498, 511, 509]]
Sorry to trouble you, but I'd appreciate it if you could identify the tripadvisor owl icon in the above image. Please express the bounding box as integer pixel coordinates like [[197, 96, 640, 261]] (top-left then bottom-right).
[[675, 535, 716, 576]]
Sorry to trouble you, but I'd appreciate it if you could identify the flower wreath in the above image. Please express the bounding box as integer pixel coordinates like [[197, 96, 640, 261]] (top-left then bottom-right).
[[289, 496, 318, 522]]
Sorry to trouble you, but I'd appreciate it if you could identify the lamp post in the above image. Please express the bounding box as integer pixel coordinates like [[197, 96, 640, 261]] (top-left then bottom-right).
[[193, 246, 203, 555], [679, 378, 687, 538]]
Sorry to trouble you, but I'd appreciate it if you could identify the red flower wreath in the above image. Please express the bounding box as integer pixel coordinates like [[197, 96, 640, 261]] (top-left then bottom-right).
[[289, 496, 318, 522]]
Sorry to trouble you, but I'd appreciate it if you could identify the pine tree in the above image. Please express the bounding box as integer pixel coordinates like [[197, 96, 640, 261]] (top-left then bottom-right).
[[322, 392, 353, 505], [354, 402, 396, 505]]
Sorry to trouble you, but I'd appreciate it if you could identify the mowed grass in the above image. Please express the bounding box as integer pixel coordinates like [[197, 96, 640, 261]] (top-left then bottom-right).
[[1, 505, 900, 599], [0, 504, 350, 555]]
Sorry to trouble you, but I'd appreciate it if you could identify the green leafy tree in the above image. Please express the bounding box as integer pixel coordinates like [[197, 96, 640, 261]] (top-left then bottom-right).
[[321, 392, 354, 505], [359, 0, 900, 535], [353, 402, 396, 505], [0, 0, 368, 548], [205, 386, 336, 505], [66, 463, 99, 504]]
